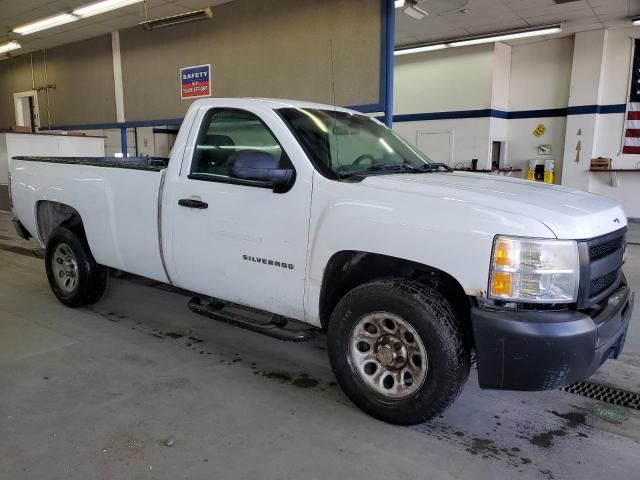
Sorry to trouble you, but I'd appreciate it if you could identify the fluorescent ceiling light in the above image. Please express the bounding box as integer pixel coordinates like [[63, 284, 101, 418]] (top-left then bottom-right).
[[632, 17, 640, 26], [13, 13, 77, 35], [73, 0, 143, 18], [0, 41, 21, 55], [449, 26, 561, 47], [395, 25, 562, 56], [394, 0, 406, 7], [395, 44, 447, 56], [139, 8, 213, 31]]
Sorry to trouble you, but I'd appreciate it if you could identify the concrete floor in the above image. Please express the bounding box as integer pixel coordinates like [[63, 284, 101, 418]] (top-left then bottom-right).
[[1, 211, 639, 479]]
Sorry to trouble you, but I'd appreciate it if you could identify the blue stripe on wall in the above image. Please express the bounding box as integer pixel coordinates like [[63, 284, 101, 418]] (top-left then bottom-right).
[[52, 103, 629, 131], [392, 104, 627, 123]]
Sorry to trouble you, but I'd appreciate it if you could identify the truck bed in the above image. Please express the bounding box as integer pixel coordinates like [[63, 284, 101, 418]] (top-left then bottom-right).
[[12, 156, 169, 172], [10, 156, 169, 283]]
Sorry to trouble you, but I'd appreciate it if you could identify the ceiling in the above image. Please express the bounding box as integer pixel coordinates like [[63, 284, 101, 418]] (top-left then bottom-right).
[[396, 0, 640, 46], [0, 0, 233, 55], [0, 0, 639, 57]]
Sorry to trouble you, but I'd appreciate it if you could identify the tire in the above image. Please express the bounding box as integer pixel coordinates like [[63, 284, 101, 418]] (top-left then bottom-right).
[[45, 226, 108, 308], [327, 279, 470, 425]]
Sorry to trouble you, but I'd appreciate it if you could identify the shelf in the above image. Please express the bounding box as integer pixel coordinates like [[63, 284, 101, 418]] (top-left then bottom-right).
[[590, 169, 640, 172], [454, 168, 522, 173]]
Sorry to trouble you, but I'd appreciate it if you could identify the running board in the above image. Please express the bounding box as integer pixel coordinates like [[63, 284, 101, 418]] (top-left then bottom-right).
[[188, 297, 318, 342]]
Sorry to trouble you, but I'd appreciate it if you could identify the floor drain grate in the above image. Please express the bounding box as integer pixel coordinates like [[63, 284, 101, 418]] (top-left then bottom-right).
[[561, 381, 640, 410]]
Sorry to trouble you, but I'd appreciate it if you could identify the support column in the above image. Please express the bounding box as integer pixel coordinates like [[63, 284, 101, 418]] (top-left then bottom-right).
[[112, 31, 127, 156], [383, 0, 395, 127], [561, 29, 609, 190]]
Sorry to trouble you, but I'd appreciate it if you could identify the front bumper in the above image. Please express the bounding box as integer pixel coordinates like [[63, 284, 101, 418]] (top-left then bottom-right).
[[471, 282, 634, 391]]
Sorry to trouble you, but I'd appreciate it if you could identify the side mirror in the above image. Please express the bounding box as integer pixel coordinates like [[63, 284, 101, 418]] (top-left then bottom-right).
[[228, 150, 295, 192]]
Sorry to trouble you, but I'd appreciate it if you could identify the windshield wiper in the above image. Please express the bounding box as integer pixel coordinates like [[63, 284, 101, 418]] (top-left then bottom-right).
[[411, 162, 453, 172], [339, 162, 452, 178]]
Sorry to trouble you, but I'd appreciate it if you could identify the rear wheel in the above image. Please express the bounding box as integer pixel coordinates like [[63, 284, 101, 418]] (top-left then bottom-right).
[[45, 227, 108, 307], [327, 279, 470, 425]]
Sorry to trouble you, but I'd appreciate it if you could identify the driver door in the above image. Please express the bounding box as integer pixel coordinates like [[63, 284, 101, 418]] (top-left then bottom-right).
[[167, 108, 311, 320]]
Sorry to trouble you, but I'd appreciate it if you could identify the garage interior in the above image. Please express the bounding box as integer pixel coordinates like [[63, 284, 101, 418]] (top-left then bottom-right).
[[1, 0, 640, 478]]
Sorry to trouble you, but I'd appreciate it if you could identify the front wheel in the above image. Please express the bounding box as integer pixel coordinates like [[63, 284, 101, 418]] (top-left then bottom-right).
[[45, 227, 108, 308], [327, 279, 470, 425]]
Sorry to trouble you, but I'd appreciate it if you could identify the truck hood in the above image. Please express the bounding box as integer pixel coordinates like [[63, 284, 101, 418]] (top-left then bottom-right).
[[362, 171, 627, 240]]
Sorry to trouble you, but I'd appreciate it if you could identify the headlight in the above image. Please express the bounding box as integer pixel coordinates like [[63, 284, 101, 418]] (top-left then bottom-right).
[[489, 236, 579, 303]]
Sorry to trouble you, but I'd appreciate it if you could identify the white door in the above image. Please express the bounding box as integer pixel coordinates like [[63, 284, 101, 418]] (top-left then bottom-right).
[[417, 131, 452, 166], [168, 108, 312, 320], [13, 91, 39, 129]]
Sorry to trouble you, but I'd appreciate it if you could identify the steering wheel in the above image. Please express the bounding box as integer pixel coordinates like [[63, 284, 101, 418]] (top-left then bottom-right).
[[352, 154, 376, 166]]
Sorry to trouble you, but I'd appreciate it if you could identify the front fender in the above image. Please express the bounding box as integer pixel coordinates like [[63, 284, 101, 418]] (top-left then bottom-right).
[[304, 175, 555, 324]]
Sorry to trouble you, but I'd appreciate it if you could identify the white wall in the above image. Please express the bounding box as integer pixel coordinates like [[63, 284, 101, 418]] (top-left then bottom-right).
[[505, 37, 574, 180], [393, 44, 495, 168], [506, 117, 567, 179], [393, 30, 640, 217], [393, 118, 491, 168]]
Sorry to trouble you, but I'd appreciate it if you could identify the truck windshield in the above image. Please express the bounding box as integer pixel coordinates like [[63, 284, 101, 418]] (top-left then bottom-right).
[[277, 108, 434, 179]]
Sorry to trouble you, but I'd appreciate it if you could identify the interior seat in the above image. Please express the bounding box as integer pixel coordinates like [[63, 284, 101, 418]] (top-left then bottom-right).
[[197, 134, 236, 173]]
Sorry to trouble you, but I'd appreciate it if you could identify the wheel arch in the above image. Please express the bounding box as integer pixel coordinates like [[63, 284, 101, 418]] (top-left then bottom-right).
[[318, 251, 472, 339], [35, 200, 86, 245]]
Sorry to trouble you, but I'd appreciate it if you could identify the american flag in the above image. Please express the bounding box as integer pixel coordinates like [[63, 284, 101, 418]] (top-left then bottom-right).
[[623, 39, 640, 154]]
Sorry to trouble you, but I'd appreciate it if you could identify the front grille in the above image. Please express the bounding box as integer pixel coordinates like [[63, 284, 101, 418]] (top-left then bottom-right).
[[590, 270, 619, 296], [589, 235, 624, 260], [577, 228, 626, 309]]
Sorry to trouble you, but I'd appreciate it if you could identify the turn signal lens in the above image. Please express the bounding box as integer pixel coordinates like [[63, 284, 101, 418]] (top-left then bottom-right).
[[491, 272, 512, 296], [494, 239, 512, 267]]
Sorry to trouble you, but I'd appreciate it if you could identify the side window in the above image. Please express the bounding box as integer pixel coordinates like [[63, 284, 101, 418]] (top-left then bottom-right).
[[190, 109, 291, 181]]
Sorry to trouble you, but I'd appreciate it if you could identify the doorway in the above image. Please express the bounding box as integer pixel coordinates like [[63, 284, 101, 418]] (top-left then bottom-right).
[[13, 91, 40, 131]]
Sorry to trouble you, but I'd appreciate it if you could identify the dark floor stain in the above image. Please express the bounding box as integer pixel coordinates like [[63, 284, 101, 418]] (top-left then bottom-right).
[[551, 410, 586, 428], [163, 332, 183, 339], [470, 438, 500, 456], [529, 429, 567, 448], [577, 432, 588, 438], [292, 377, 319, 388], [188, 336, 203, 344], [539, 469, 555, 480], [152, 333, 164, 339], [232, 358, 241, 363], [454, 431, 464, 437], [521, 458, 532, 465], [263, 372, 292, 382]]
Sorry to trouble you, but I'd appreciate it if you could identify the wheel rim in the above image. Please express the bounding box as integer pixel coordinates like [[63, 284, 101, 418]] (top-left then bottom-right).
[[52, 243, 79, 294], [348, 312, 428, 399]]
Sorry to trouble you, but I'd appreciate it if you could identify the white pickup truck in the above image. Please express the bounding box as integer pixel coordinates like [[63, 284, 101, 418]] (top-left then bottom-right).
[[9, 98, 634, 425]]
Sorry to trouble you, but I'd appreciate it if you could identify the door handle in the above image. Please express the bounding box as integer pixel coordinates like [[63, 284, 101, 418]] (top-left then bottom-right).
[[178, 198, 208, 209]]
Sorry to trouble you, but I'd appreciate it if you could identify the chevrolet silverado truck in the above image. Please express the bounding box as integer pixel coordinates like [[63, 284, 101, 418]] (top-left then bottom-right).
[[9, 98, 634, 425]]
